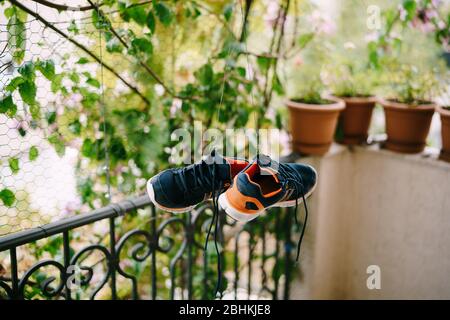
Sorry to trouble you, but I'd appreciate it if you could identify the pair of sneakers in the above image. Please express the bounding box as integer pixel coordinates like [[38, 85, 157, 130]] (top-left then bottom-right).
[[146, 151, 317, 297], [146, 151, 317, 223]]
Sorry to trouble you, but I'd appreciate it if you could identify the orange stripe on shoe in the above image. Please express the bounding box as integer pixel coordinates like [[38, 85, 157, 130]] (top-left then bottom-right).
[[225, 180, 264, 215]]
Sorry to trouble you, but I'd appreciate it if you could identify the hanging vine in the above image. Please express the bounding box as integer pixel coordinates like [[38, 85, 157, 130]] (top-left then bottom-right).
[[0, 0, 307, 209]]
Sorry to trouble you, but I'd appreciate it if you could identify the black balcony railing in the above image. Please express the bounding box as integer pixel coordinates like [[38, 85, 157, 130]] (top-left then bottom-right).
[[0, 195, 300, 300]]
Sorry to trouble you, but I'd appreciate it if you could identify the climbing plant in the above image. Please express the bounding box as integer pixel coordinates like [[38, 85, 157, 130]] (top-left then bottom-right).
[[0, 0, 308, 209]]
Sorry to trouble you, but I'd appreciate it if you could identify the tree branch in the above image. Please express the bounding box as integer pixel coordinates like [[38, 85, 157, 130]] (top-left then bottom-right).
[[261, 0, 290, 124], [261, 1, 284, 110], [87, 0, 177, 97], [239, 0, 253, 42], [9, 0, 150, 105], [29, 0, 155, 12], [30, 0, 102, 12]]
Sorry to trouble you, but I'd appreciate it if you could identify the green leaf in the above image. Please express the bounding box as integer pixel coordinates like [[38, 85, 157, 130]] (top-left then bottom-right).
[[367, 41, 380, 69], [80, 89, 100, 108], [29, 146, 39, 161], [272, 73, 285, 95], [69, 72, 80, 83], [256, 56, 272, 71], [81, 138, 95, 158], [86, 78, 101, 88], [8, 157, 19, 174], [106, 37, 123, 53], [36, 60, 55, 80], [18, 61, 35, 80], [14, 7, 28, 22], [48, 133, 65, 157], [237, 67, 246, 77], [402, 0, 417, 21], [46, 111, 56, 124], [92, 10, 110, 29], [128, 6, 148, 26], [76, 57, 89, 64], [147, 11, 156, 33], [18, 127, 26, 137], [275, 111, 283, 129], [68, 120, 81, 135], [7, 9, 26, 64], [298, 33, 314, 48], [6, 76, 25, 92], [0, 189, 16, 207], [29, 103, 40, 120], [51, 74, 63, 93], [195, 64, 213, 85], [223, 4, 233, 21], [181, 101, 190, 113], [131, 37, 153, 55], [110, 137, 127, 161], [4, 7, 15, 19], [385, 9, 398, 32], [68, 20, 79, 34], [18, 80, 37, 106], [155, 2, 172, 26], [0, 95, 17, 117]]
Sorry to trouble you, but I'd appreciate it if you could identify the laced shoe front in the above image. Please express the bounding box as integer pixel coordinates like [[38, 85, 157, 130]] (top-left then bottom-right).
[[146, 150, 248, 213]]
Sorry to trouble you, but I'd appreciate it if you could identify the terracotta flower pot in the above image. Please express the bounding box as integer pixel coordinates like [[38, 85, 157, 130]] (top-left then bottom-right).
[[438, 106, 450, 162], [380, 98, 436, 154], [334, 96, 377, 145], [286, 97, 345, 155]]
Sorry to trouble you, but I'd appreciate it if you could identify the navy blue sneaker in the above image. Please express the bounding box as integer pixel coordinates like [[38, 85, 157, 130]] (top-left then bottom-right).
[[146, 151, 248, 213], [218, 154, 317, 222]]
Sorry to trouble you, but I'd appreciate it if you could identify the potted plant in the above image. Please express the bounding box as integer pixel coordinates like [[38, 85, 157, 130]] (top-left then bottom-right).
[[379, 65, 438, 154], [286, 77, 345, 155], [330, 62, 377, 145], [438, 105, 450, 162]]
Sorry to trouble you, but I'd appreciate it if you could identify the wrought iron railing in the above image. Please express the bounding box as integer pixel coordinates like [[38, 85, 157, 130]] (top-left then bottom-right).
[[0, 195, 299, 300]]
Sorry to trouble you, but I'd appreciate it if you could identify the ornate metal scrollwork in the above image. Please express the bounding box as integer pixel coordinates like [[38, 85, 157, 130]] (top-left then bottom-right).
[[115, 229, 153, 299], [0, 201, 294, 300], [18, 259, 66, 299], [156, 217, 186, 253], [70, 244, 112, 300], [0, 279, 12, 300]]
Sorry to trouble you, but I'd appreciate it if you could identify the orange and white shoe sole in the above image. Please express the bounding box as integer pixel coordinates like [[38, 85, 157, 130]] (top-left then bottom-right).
[[146, 177, 196, 214], [218, 178, 318, 223]]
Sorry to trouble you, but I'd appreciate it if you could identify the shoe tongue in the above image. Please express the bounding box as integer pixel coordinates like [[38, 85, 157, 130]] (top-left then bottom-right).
[[246, 155, 282, 184], [255, 154, 272, 167], [246, 156, 283, 197], [252, 154, 280, 173]]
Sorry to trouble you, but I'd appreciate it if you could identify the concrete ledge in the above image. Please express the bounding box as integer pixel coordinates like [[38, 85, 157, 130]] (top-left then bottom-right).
[[290, 143, 450, 299]]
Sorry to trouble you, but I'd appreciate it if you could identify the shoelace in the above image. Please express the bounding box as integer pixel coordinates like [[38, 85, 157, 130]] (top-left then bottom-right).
[[277, 164, 309, 262], [174, 161, 218, 196], [174, 151, 223, 299], [204, 159, 223, 299]]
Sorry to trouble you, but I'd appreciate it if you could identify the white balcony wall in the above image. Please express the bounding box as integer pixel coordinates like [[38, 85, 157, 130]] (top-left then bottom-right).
[[292, 145, 450, 299]]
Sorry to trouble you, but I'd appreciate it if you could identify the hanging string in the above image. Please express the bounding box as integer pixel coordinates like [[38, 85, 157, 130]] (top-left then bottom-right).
[[201, 0, 241, 300], [239, 0, 256, 132], [95, 2, 112, 203]]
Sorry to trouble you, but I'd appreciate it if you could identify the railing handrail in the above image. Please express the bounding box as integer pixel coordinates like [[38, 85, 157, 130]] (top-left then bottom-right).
[[0, 194, 151, 252]]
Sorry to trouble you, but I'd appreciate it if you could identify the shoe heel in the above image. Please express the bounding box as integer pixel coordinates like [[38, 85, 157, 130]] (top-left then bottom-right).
[[218, 193, 262, 222]]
